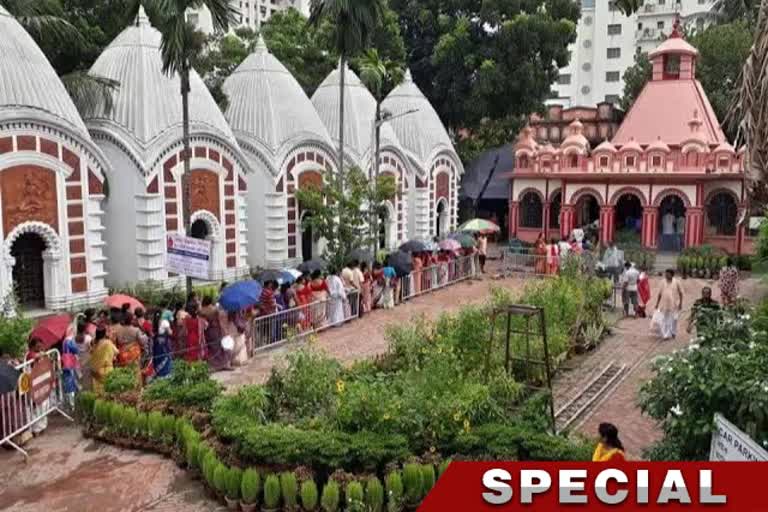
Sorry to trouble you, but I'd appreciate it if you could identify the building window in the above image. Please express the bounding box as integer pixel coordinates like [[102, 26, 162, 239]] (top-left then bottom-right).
[[664, 54, 681, 78], [599, 155, 610, 168], [518, 154, 529, 168], [581, 85, 591, 95], [707, 192, 738, 236], [584, 16, 593, 26], [657, 20, 665, 29], [606, 71, 620, 82], [558, 74, 572, 85], [542, 159, 551, 169], [607, 47, 621, 59], [607, 24, 622, 35], [520, 192, 544, 228], [550, 193, 562, 229], [569, 154, 579, 168], [625, 155, 636, 167], [638, 22, 643, 30], [582, 62, 592, 71], [584, 39, 592, 49], [609, 1, 618, 10], [658, 0, 665, 4], [718, 156, 730, 169], [652, 155, 662, 167], [604, 94, 619, 104]]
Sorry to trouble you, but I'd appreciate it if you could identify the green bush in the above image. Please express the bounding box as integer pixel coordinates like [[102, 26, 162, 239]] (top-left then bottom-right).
[[241, 468, 261, 505], [384, 471, 403, 510], [346, 481, 364, 511], [364, 477, 384, 512], [263, 474, 281, 510], [185, 438, 200, 470], [147, 411, 163, 441], [93, 399, 109, 425], [76, 392, 96, 421], [123, 408, 138, 436], [0, 314, 32, 358], [104, 366, 138, 395], [280, 472, 299, 510], [136, 412, 149, 438], [448, 423, 591, 461], [213, 464, 228, 494], [420, 465, 436, 497], [320, 481, 340, 512], [160, 414, 176, 442], [197, 444, 213, 475], [143, 361, 223, 411], [402, 464, 423, 505], [226, 467, 243, 500], [300, 480, 319, 511], [202, 451, 219, 489], [437, 459, 451, 477]]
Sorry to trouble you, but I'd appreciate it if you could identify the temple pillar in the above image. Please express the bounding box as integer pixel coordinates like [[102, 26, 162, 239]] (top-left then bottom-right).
[[736, 205, 747, 255], [599, 206, 615, 244], [543, 201, 551, 235], [560, 205, 575, 239], [684, 207, 704, 248], [641, 206, 659, 249], [508, 200, 519, 239]]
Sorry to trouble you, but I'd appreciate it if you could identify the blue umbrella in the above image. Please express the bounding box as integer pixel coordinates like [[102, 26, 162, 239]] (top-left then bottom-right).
[[219, 280, 263, 312], [278, 270, 298, 284]]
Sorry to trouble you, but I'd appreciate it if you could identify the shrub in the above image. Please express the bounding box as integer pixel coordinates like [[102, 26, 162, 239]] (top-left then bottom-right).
[[104, 366, 138, 395], [93, 399, 110, 425], [202, 451, 219, 489], [448, 423, 591, 461], [300, 480, 319, 511], [136, 413, 149, 438], [402, 464, 423, 505], [280, 472, 299, 510], [384, 471, 403, 510], [0, 314, 32, 358], [241, 468, 261, 505], [76, 391, 96, 421], [147, 411, 163, 441], [364, 477, 384, 512], [185, 438, 200, 470], [437, 459, 451, 477], [107, 401, 122, 428], [263, 474, 281, 510], [123, 408, 139, 436], [213, 464, 228, 494], [420, 464, 436, 496], [160, 414, 176, 442], [346, 481, 365, 512], [143, 361, 223, 411], [320, 481, 340, 512], [198, 444, 213, 475], [226, 467, 243, 500]]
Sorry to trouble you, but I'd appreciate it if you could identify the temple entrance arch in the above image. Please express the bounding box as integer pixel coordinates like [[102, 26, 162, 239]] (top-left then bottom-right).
[[658, 194, 687, 251], [300, 211, 316, 262], [190, 219, 209, 240], [11, 232, 46, 307], [615, 193, 643, 245], [436, 199, 449, 238], [574, 192, 600, 229], [380, 201, 397, 250]]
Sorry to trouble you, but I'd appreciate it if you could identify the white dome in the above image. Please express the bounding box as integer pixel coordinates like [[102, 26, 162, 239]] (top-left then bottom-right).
[[311, 63, 404, 168], [0, 6, 89, 136], [382, 70, 461, 173], [85, 8, 240, 167], [224, 36, 334, 176]]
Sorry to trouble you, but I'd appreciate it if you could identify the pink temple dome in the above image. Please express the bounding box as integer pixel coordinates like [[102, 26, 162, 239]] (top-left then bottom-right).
[[619, 137, 642, 153], [713, 140, 736, 155], [594, 139, 617, 153], [561, 119, 589, 150], [647, 136, 671, 153], [515, 125, 538, 151]]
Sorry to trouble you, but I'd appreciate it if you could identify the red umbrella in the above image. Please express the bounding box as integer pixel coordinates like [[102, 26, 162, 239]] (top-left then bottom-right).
[[29, 314, 72, 349], [104, 294, 144, 313]]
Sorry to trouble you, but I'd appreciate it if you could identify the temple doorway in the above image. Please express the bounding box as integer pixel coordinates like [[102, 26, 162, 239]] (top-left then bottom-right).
[[575, 193, 600, 229], [436, 199, 449, 238], [190, 219, 209, 240], [11, 232, 46, 307], [301, 211, 314, 262], [615, 193, 643, 245], [658, 195, 686, 251]]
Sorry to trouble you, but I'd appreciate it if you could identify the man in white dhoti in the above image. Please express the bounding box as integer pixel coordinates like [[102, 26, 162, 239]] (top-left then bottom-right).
[[326, 272, 347, 326], [655, 268, 684, 340]]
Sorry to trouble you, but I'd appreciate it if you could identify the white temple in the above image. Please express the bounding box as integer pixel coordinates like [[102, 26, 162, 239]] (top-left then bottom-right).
[[0, 8, 464, 311]]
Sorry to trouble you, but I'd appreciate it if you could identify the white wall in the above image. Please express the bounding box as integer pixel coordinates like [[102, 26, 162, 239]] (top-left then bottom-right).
[[245, 159, 270, 269]]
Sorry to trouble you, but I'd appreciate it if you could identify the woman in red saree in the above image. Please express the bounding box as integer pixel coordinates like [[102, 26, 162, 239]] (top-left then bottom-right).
[[546, 238, 560, 275], [180, 303, 208, 362], [534, 233, 547, 274], [295, 275, 313, 330]]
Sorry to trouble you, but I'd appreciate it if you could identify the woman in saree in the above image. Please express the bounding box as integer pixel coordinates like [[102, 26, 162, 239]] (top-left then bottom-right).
[[534, 233, 547, 274], [546, 238, 560, 275], [295, 275, 313, 330], [371, 262, 385, 308], [114, 312, 144, 382], [90, 327, 119, 395], [179, 302, 208, 362], [309, 270, 329, 326], [201, 296, 228, 371], [411, 253, 423, 295], [592, 423, 626, 462], [151, 312, 173, 379]]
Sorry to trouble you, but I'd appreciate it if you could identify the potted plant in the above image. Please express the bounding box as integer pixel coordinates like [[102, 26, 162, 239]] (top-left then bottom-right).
[[300, 479, 319, 511], [678, 256, 688, 279], [364, 477, 384, 512], [697, 257, 706, 277], [320, 481, 340, 512], [402, 463, 423, 509], [420, 465, 436, 498], [214, 464, 229, 504], [437, 459, 452, 478], [241, 468, 261, 512], [346, 481, 364, 512], [281, 472, 299, 511], [263, 474, 281, 512], [385, 471, 404, 512], [226, 467, 243, 510]]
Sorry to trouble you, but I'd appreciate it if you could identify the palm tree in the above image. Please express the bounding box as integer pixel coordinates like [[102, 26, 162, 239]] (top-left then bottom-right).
[[2, 0, 119, 116], [128, 0, 236, 294], [713, 0, 758, 23], [309, 0, 386, 190], [612, 0, 644, 15], [358, 48, 403, 253]]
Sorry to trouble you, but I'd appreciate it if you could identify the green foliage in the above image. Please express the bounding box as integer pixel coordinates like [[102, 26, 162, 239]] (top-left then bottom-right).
[[263, 474, 282, 509], [107, 282, 219, 311], [213, 463, 228, 494], [185, 438, 200, 470], [147, 411, 163, 441], [437, 460, 451, 477], [384, 471, 403, 506], [104, 366, 139, 395], [320, 481, 340, 512], [420, 465, 435, 496], [76, 391, 96, 421], [280, 472, 299, 510], [93, 399, 110, 425], [226, 467, 243, 500], [345, 480, 365, 512], [143, 361, 223, 411], [241, 468, 261, 505], [300, 479, 319, 511], [402, 463, 423, 505], [202, 451, 219, 489], [449, 423, 592, 461], [136, 413, 149, 438], [123, 407, 138, 436], [640, 307, 768, 460], [0, 314, 32, 358], [365, 476, 385, 512], [619, 51, 652, 112]]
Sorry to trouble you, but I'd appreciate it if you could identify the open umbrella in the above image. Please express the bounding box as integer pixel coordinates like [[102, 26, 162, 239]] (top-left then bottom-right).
[[422, 240, 439, 252], [386, 251, 413, 277], [256, 269, 283, 284], [348, 248, 374, 263], [298, 258, 327, 274], [104, 294, 144, 313], [458, 218, 501, 234], [449, 232, 476, 249], [283, 268, 303, 281], [0, 362, 20, 393], [399, 240, 429, 253], [439, 238, 461, 252], [219, 280, 263, 312], [29, 314, 72, 349]]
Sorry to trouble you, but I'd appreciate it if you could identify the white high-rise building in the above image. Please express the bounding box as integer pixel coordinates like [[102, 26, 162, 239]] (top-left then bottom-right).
[[187, 0, 311, 35], [550, 0, 714, 108]]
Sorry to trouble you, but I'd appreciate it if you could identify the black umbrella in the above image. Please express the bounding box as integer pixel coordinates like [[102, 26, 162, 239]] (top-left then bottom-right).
[[256, 269, 283, 284], [298, 258, 327, 274], [399, 240, 429, 253], [348, 248, 374, 263], [386, 251, 413, 277], [0, 362, 20, 393]]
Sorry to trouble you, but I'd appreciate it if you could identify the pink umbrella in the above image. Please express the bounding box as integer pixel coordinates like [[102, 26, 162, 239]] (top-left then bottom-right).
[[29, 314, 72, 349], [104, 294, 144, 313], [439, 238, 461, 251]]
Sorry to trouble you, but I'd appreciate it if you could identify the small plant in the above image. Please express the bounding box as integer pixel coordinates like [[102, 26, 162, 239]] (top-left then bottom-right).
[[147, 411, 163, 441], [123, 407, 138, 436], [346, 481, 364, 511], [263, 474, 281, 511], [300, 480, 319, 511], [226, 467, 243, 500], [437, 459, 452, 477], [281, 472, 299, 510], [365, 477, 385, 512], [241, 468, 261, 506], [420, 464, 436, 497], [214, 463, 229, 495], [76, 391, 96, 421], [402, 463, 423, 506], [203, 451, 219, 489], [93, 399, 109, 425], [104, 365, 138, 395], [582, 322, 604, 349], [320, 481, 340, 512], [136, 412, 149, 438], [185, 438, 200, 470], [385, 471, 403, 512], [160, 414, 176, 443]]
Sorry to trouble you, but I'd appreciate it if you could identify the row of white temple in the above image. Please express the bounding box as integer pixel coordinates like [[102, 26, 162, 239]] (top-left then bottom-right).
[[0, 7, 463, 310]]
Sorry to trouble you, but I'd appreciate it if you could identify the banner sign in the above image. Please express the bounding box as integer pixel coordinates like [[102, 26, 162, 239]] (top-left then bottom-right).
[[710, 413, 768, 462], [418, 462, 768, 511], [166, 233, 211, 280]]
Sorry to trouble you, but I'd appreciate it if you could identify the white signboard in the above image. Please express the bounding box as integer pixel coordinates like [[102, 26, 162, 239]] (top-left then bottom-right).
[[710, 413, 768, 462], [166, 233, 211, 280]]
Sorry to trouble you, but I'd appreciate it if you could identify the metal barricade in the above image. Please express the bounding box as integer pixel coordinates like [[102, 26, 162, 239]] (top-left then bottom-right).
[[0, 349, 73, 459], [502, 249, 549, 277], [399, 255, 477, 302]]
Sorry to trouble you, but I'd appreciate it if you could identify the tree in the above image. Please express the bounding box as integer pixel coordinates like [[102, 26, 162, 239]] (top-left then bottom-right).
[[131, 0, 236, 295], [619, 51, 652, 112], [194, 27, 256, 111], [389, 0, 579, 162], [309, 0, 386, 194], [713, 0, 759, 23], [295, 168, 396, 271]]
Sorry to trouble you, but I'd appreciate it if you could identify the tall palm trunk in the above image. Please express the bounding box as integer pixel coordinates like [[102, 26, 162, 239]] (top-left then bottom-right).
[[181, 68, 193, 296], [338, 56, 346, 190], [370, 101, 382, 257]]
